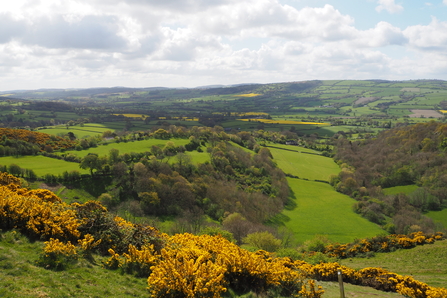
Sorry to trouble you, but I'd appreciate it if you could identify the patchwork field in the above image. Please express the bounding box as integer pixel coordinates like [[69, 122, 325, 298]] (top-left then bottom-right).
[[0, 156, 89, 176], [409, 109, 443, 118], [61, 138, 191, 158]]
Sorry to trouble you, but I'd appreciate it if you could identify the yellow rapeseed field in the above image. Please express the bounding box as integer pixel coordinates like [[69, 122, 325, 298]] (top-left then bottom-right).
[[113, 113, 149, 119], [234, 93, 261, 97], [238, 118, 329, 125], [439, 110, 447, 114]]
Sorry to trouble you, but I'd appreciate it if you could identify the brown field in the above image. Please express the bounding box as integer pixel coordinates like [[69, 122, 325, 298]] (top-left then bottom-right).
[[409, 109, 443, 118], [355, 97, 377, 105], [401, 88, 421, 92]]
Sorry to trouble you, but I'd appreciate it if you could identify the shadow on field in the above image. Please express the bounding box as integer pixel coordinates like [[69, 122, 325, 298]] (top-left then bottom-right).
[[266, 187, 297, 226], [284, 187, 297, 210]]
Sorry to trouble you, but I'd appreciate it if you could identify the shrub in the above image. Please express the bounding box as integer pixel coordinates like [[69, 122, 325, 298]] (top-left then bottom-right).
[[243, 231, 282, 252]]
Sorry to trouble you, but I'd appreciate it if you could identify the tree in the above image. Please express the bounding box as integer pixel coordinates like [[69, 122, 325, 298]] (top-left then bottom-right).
[[80, 153, 102, 176]]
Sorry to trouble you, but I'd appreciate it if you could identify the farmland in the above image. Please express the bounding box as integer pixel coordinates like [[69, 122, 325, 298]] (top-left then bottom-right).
[[1, 80, 447, 297], [281, 178, 384, 243], [0, 155, 89, 176]]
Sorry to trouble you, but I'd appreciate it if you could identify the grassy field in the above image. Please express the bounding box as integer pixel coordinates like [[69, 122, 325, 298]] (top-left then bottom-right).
[[63, 138, 191, 158], [0, 156, 88, 176], [339, 240, 447, 289], [0, 230, 149, 298], [383, 185, 419, 195], [280, 178, 384, 244], [267, 145, 383, 243], [266, 144, 320, 154], [426, 209, 447, 230], [268, 146, 338, 181]]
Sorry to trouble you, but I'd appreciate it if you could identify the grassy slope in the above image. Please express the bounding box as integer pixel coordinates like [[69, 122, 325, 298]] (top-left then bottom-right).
[[268, 147, 338, 181], [282, 179, 383, 244], [426, 209, 447, 230], [339, 240, 447, 289], [5, 231, 444, 298], [64, 138, 191, 158], [0, 231, 148, 298], [269, 146, 383, 243], [0, 156, 89, 176]]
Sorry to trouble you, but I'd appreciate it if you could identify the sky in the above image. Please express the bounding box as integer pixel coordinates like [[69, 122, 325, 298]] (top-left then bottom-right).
[[1, 0, 447, 91]]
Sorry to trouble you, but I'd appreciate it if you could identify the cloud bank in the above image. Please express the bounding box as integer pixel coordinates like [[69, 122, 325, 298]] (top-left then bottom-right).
[[0, 0, 447, 90]]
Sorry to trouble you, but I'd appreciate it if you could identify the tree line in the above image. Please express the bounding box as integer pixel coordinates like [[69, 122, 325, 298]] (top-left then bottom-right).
[[332, 121, 447, 234]]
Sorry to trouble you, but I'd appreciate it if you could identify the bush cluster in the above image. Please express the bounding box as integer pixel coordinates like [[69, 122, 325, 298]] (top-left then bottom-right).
[[321, 232, 444, 259]]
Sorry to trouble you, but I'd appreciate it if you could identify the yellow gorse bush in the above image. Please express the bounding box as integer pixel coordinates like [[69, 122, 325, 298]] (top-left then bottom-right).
[[293, 261, 447, 298], [146, 233, 324, 298], [323, 232, 444, 259], [44, 238, 77, 257], [0, 184, 81, 239], [78, 234, 101, 251]]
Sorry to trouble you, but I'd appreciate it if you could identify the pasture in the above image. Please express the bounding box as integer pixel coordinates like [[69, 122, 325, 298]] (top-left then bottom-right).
[[62, 138, 191, 158], [281, 178, 384, 244], [268, 146, 339, 181], [426, 209, 447, 230], [269, 145, 383, 243], [0, 156, 88, 176], [383, 185, 419, 195], [340, 240, 447, 288]]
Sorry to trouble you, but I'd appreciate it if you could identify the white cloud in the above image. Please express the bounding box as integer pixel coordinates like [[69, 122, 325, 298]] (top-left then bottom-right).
[[375, 0, 404, 14], [1, 0, 447, 90], [354, 22, 406, 47], [404, 17, 447, 51], [444, 0, 447, 5]]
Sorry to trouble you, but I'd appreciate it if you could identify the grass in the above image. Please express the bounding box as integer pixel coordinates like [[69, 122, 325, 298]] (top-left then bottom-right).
[[426, 209, 447, 230], [339, 240, 447, 289], [266, 144, 320, 154], [319, 281, 405, 297], [383, 185, 419, 195], [4, 229, 441, 298], [268, 145, 383, 243], [0, 230, 149, 298], [0, 156, 89, 176], [280, 178, 384, 244], [63, 138, 191, 158], [268, 146, 339, 181]]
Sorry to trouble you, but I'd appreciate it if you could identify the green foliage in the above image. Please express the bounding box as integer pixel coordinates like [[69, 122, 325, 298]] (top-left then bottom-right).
[[242, 231, 282, 252], [300, 235, 331, 253], [199, 226, 236, 243]]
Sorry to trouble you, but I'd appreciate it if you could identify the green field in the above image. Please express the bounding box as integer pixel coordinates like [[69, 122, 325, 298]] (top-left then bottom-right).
[[0, 156, 88, 176], [268, 146, 339, 181], [340, 240, 447, 289], [281, 178, 384, 244], [426, 209, 447, 230], [266, 144, 320, 154], [268, 146, 384, 243], [62, 138, 191, 158], [383, 185, 419, 195]]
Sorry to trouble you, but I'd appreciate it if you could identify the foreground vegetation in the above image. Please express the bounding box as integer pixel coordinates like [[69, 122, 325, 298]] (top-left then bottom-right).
[[1, 172, 447, 297]]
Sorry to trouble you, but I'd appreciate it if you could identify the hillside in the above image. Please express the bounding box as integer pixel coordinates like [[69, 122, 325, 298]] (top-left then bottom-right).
[[333, 121, 447, 234], [1, 172, 447, 297]]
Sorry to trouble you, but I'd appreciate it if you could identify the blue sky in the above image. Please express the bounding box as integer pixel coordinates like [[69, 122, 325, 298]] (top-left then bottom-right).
[[1, 0, 447, 90]]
